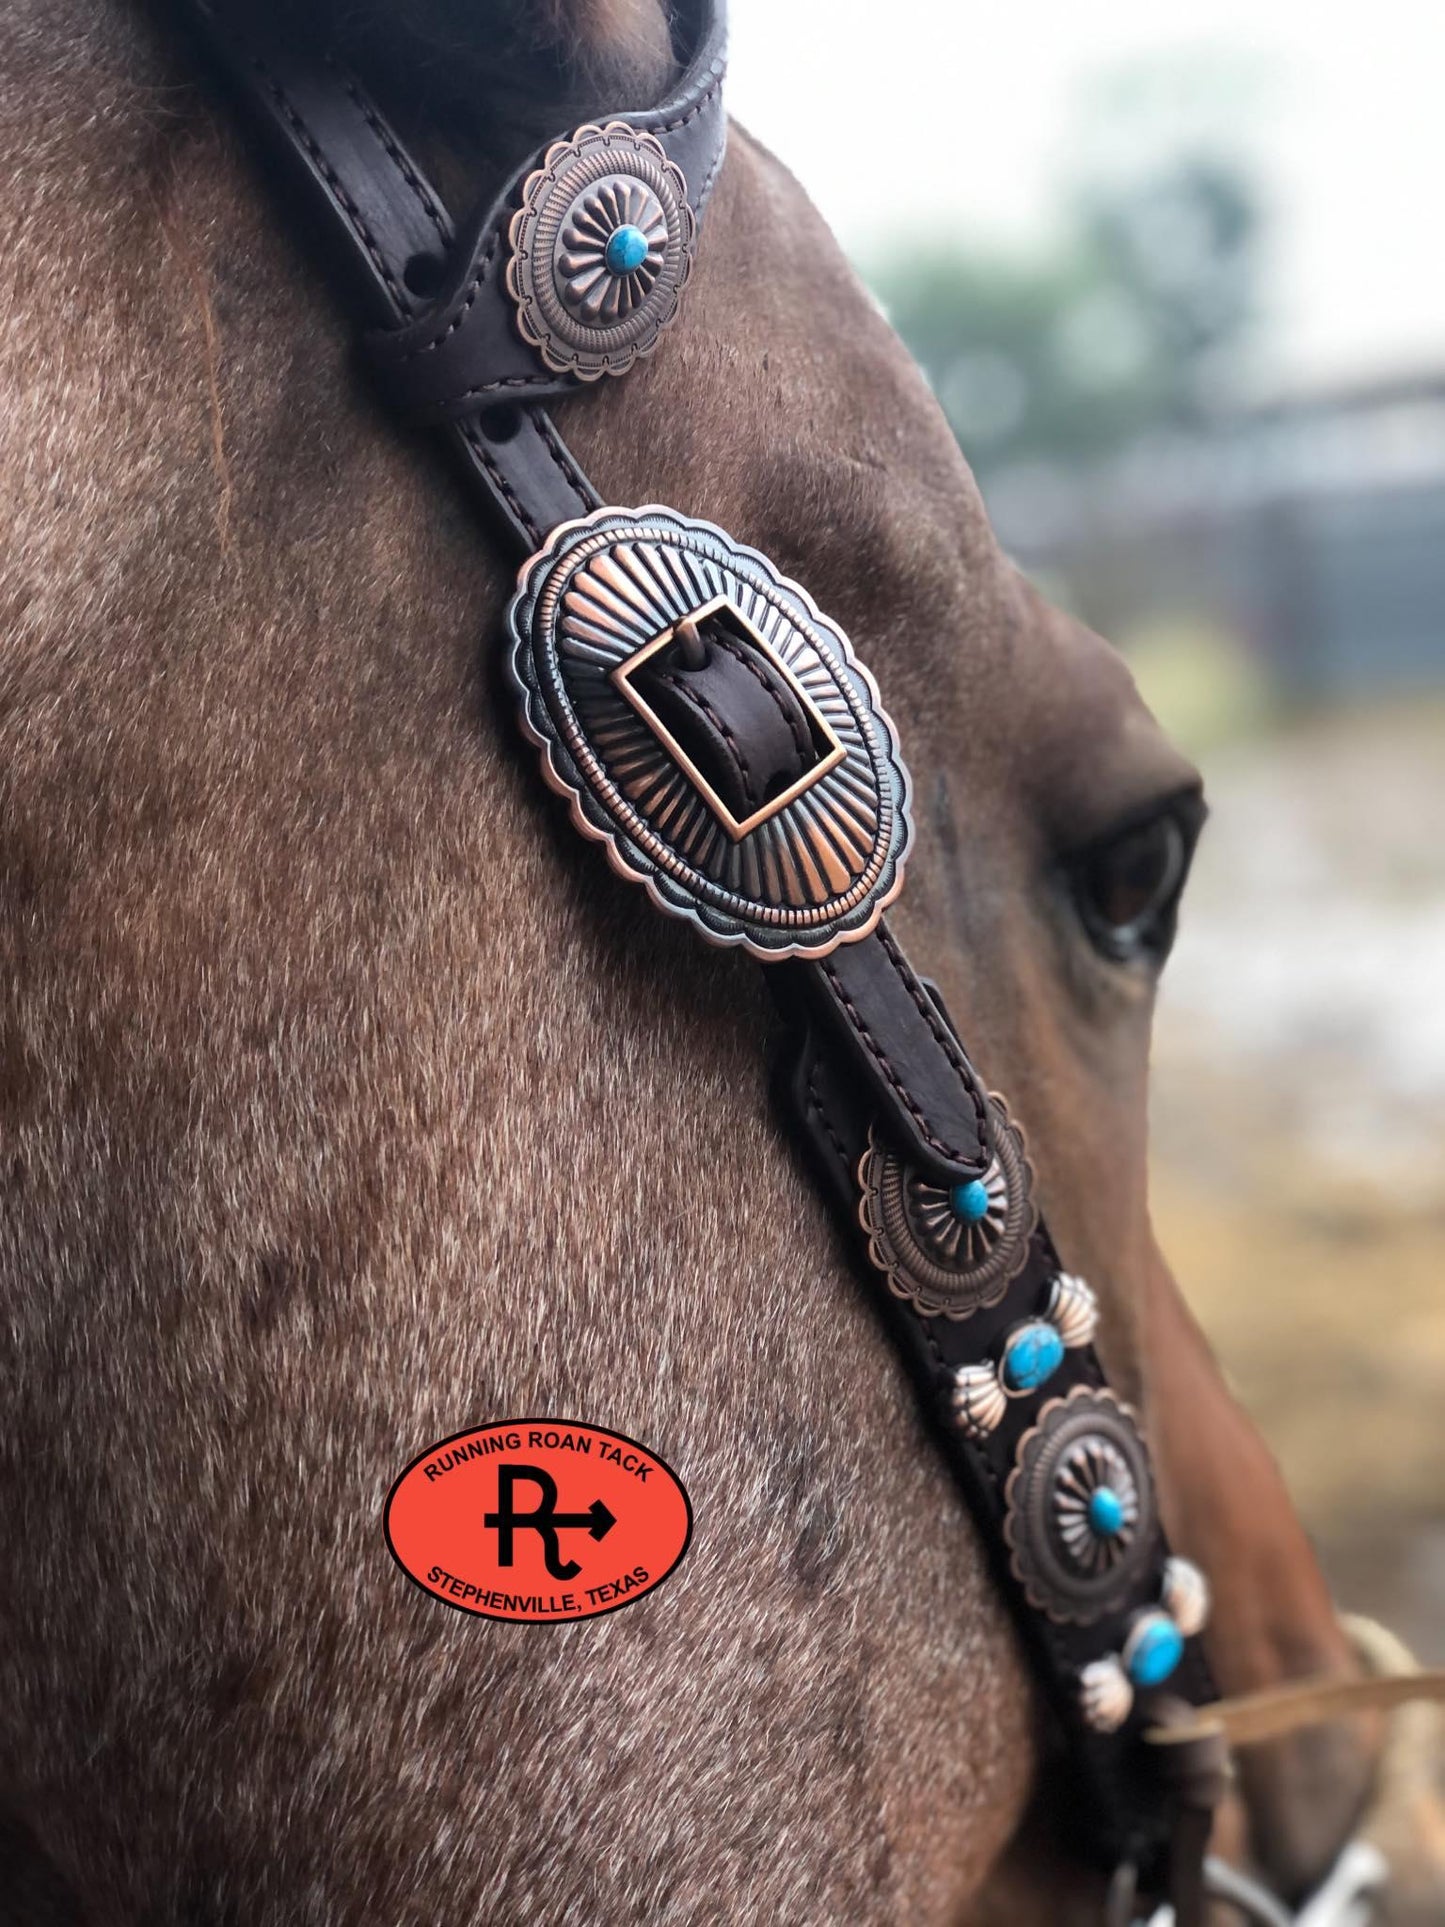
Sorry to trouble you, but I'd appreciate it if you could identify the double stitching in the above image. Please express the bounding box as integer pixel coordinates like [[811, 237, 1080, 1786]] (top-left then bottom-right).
[[338, 72, 449, 244], [819, 959, 968, 1166], [875, 925, 990, 1145], [803, 1054, 852, 1182], [251, 58, 411, 315], [652, 673, 759, 806], [379, 230, 502, 365], [459, 420, 541, 547], [709, 633, 811, 763], [646, 68, 724, 137], [819, 940, 989, 1169], [696, 127, 728, 213], [535, 413, 600, 510]]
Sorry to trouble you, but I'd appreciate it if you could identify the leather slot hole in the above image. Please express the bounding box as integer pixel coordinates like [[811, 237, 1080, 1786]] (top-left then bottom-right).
[[478, 403, 524, 444], [402, 250, 447, 299]]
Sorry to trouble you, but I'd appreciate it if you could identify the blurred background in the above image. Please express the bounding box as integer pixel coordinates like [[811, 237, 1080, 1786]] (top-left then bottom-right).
[[731, 0, 1445, 1656]]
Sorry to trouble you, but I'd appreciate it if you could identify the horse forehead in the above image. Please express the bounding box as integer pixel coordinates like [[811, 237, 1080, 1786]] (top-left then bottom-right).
[[646, 135, 1156, 783]]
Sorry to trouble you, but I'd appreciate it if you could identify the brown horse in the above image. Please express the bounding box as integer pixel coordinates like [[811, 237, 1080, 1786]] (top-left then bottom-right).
[[0, 0, 1433, 1920]]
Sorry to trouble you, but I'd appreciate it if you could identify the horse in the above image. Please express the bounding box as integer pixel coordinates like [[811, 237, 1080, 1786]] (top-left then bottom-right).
[[0, 0, 1435, 1919]]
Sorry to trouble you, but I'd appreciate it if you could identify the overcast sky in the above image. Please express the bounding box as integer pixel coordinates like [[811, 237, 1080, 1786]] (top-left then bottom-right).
[[727, 0, 1444, 394]]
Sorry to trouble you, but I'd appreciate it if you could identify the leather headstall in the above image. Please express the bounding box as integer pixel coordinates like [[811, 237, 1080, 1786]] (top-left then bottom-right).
[[182, 0, 1217, 1901]]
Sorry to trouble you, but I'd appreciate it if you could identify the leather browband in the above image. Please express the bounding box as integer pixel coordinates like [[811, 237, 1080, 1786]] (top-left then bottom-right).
[[182, 0, 1218, 1899]]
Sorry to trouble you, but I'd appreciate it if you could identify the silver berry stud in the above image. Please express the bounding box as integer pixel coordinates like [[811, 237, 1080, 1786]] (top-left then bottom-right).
[[1079, 1654, 1134, 1733], [1047, 1272, 1100, 1350], [1161, 1556, 1211, 1639], [950, 1362, 1007, 1440]]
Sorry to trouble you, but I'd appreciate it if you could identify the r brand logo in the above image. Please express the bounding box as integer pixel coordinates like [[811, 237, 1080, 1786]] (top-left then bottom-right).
[[384, 1421, 693, 1623], [484, 1465, 616, 1580]]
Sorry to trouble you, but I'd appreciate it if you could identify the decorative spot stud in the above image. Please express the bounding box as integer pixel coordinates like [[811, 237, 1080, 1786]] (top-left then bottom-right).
[[1079, 1654, 1134, 1733], [1161, 1556, 1211, 1639], [1001, 1319, 1066, 1394], [1004, 1388, 1157, 1623], [1046, 1272, 1100, 1350], [507, 122, 695, 379], [1123, 1609, 1185, 1688], [858, 1097, 1038, 1319], [951, 1362, 1007, 1441]]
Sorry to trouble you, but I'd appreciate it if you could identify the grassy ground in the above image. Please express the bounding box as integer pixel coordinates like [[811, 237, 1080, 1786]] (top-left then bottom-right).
[[1147, 697, 1445, 1660]]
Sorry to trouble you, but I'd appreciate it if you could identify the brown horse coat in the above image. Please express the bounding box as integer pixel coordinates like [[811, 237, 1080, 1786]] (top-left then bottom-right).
[[0, 0, 1377, 1919]]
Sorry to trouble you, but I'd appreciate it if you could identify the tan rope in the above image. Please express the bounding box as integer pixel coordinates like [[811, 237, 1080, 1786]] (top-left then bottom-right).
[[1342, 1614, 1445, 1887], [1146, 1618, 1445, 1923], [1143, 1666, 1445, 1749]]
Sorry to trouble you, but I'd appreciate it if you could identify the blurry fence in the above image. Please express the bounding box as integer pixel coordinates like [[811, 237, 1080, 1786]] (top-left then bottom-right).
[[988, 374, 1445, 697]]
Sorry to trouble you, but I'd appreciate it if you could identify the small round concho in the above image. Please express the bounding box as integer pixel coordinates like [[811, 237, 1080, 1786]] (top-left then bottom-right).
[[506, 122, 695, 380], [1003, 1386, 1159, 1625], [857, 1095, 1037, 1318], [506, 506, 913, 957]]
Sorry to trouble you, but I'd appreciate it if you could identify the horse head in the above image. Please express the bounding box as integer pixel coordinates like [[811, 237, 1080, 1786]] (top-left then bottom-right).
[[0, 0, 1436, 1919]]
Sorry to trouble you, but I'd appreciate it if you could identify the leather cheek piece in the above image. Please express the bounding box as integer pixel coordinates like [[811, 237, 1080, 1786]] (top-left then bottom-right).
[[774, 1016, 1212, 1863], [793, 928, 994, 1184]]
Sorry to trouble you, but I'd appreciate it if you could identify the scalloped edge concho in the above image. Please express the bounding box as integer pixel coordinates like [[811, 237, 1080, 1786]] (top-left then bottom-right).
[[857, 1093, 1038, 1317], [505, 505, 913, 958], [1003, 1386, 1160, 1626], [506, 122, 695, 380]]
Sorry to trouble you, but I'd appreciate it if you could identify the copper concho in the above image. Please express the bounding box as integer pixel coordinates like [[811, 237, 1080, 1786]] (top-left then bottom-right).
[[857, 1096, 1037, 1317], [1004, 1388, 1159, 1625], [506, 507, 913, 958], [506, 122, 694, 380]]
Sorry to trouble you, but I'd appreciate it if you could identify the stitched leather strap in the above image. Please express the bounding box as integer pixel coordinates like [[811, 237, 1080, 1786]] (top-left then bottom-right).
[[633, 619, 816, 826], [189, 0, 599, 552], [802, 927, 991, 1179], [637, 624, 993, 1180], [778, 989, 1214, 1865]]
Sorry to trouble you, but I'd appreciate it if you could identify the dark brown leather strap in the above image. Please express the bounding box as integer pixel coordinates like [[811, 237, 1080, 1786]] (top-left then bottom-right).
[[188, 0, 599, 553], [635, 625, 992, 1182], [632, 619, 815, 826], [798, 925, 991, 1180]]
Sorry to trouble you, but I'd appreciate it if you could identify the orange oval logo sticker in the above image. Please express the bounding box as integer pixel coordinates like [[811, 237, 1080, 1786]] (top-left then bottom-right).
[[384, 1420, 693, 1622]]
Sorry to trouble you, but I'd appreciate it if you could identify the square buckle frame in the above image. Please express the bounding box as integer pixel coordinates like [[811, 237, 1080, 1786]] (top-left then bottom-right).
[[610, 593, 848, 842]]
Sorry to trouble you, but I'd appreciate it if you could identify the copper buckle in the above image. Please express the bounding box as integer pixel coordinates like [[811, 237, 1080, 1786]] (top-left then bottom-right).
[[610, 593, 848, 842]]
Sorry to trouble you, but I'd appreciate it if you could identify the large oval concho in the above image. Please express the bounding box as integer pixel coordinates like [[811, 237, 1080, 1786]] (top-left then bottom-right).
[[857, 1095, 1038, 1317], [1003, 1387, 1159, 1625], [506, 507, 913, 958]]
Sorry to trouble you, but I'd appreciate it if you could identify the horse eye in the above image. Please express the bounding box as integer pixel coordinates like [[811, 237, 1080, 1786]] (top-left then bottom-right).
[[1072, 808, 1194, 962]]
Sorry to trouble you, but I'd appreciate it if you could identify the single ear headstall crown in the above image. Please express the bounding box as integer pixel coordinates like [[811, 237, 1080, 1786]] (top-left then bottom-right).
[[187, 0, 1217, 1901]]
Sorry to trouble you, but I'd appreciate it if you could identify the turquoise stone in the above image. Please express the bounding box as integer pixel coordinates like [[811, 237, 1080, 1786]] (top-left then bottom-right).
[[1126, 1613, 1184, 1688], [950, 1178, 991, 1223], [605, 224, 650, 275], [1001, 1320, 1065, 1393], [1088, 1485, 1126, 1538]]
